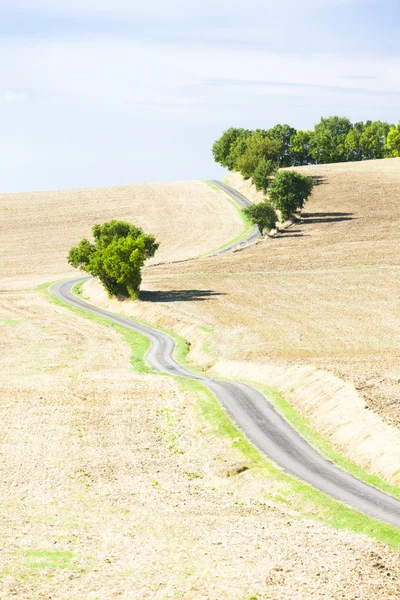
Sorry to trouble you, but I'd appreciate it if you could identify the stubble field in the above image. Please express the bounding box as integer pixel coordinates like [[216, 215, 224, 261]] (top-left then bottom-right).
[[2, 163, 400, 598], [0, 180, 243, 290], [136, 159, 400, 430]]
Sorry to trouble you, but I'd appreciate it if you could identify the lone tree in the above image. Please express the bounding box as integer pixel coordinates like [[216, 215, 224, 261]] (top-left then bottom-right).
[[68, 220, 159, 300], [243, 202, 277, 235], [269, 171, 314, 221]]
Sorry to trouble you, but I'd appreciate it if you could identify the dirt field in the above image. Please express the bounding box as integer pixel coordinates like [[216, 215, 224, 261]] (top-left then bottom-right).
[[2, 163, 400, 597], [80, 159, 400, 482], [0, 180, 243, 290], [2, 291, 400, 599]]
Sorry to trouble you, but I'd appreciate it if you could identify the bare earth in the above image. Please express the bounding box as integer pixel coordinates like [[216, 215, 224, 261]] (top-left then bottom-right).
[[0, 180, 243, 290], [79, 159, 400, 484], [137, 159, 400, 427], [2, 162, 400, 598], [1, 291, 400, 599]]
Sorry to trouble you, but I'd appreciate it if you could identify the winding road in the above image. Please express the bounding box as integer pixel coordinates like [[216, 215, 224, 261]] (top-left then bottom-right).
[[51, 181, 400, 529], [207, 180, 260, 254]]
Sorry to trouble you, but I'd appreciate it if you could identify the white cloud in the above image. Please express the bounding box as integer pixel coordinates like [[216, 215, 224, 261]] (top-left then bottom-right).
[[0, 34, 398, 192], [1, 37, 399, 106]]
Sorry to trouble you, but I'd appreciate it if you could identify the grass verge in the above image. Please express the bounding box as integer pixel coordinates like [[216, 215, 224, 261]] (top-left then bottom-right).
[[38, 280, 400, 550], [242, 380, 400, 502], [37, 281, 151, 374], [202, 181, 255, 255]]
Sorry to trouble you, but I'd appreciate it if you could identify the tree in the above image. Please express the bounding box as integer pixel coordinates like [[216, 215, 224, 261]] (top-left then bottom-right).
[[311, 116, 353, 163], [68, 220, 159, 300], [359, 120, 391, 159], [251, 158, 276, 194], [228, 131, 253, 170], [266, 124, 297, 166], [345, 121, 365, 162], [387, 122, 400, 157], [269, 171, 314, 221], [236, 131, 282, 178], [290, 130, 314, 166], [243, 201, 277, 235], [212, 128, 252, 170]]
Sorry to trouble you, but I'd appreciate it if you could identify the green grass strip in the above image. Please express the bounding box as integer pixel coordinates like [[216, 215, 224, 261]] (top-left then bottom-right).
[[38, 279, 400, 550], [202, 181, 254, 255], [245, 380, 400, 500], [37, 281, 151, 374]]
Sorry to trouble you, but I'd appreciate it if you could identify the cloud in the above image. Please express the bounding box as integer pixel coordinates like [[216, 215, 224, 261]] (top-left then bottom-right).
[[3, 91, 27, 103], [0, 33, 399, 192]]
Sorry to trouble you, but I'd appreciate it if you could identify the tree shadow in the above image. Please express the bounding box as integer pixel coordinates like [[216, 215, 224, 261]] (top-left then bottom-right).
[[278, 229, 308, 237], [140, 289, 225, 303], [310, 175, 326, 186], [301, 212, 355, 223]]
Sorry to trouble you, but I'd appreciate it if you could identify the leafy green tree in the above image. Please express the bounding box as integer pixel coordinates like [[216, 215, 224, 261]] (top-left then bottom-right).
[[269, 171, 314, 221], [243, 201, 277, 234], [251, 158, 276, 193], [212, 128, 252, 170], [345, 122, 365, 161], [359, 120, 391, 159], [266, 124, 297, 166], [290, 130, 314, 166], [387, 122, 400, 157], [311, 116, 353, 163], [68, 220, 159, 300], [228, 131, 253, 170], [236, 131, 282, 178]]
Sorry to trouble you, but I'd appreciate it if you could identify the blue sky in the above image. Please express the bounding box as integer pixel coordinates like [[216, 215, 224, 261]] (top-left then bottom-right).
[[1, 0, 399, 192]]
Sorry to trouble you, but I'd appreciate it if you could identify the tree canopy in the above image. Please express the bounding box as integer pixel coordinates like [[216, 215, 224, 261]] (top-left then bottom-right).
[[243, 201, 277, 235], [211, 116, 397, 191], [68, 220, 159, 300], [236, 131, 281, 179], [269, 171, 314, 221], [387, 122, 400, 157]]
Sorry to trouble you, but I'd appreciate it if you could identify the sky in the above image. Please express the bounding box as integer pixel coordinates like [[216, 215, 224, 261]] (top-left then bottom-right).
[[1, 0, 400, 192]]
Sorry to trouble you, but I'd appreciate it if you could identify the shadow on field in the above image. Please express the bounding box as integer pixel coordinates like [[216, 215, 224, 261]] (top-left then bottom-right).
[[140, 290, 225, 303], [301, 212, 355, 223], [278, 229, 308, 238], [310, 175, 327, 186]]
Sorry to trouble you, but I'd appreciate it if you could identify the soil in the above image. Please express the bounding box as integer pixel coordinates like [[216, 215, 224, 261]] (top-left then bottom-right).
[[139, 159, 400, 432], [2, 162, 400, 598], [1, 291, 400, 598], [0, 180, 243, 290]]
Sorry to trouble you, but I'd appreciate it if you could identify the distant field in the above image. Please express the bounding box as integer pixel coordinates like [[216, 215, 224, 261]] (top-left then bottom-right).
[[0, 180, 243, 289]]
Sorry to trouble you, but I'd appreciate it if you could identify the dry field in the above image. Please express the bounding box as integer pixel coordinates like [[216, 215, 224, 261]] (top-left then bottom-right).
[[2, 290, 400, 599], [137, 159, 400, 426], [0, 180, 243, 290], [80, 159, 400, 483], [2, 165, 400, 598]]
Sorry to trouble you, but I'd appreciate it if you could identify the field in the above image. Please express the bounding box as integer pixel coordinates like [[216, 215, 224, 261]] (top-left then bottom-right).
[[82, 158, 400, 483], [0, 180, 243, 290], [2, 164, 400, 598]]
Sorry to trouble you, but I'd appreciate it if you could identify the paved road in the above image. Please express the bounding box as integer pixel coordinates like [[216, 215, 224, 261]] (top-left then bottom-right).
[[207, 180, 259, 254], [52, 275, 400, 529]]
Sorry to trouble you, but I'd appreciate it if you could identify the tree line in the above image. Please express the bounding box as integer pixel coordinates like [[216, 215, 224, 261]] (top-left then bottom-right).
[[213, 117, 400, 176], [212, 116, 400, 235]]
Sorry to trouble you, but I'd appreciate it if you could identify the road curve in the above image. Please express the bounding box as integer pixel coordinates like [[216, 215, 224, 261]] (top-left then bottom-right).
[[52, 278, 400, 529], [207, 180, 259, 254]]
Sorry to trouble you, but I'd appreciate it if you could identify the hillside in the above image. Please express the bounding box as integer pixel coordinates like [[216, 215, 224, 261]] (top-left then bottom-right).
[[2, 161, 400, 598], [0, 180, 243, 290], [83, 158, 400, 481]]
